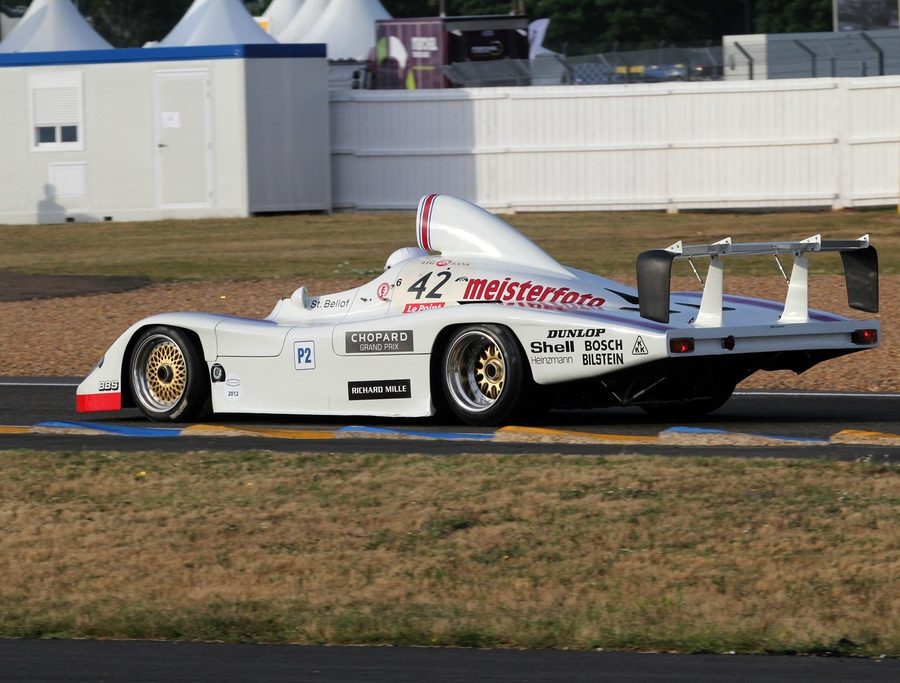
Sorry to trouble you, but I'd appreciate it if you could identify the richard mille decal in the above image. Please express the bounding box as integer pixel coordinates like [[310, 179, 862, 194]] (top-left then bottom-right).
[[348, 379, 411, 400]]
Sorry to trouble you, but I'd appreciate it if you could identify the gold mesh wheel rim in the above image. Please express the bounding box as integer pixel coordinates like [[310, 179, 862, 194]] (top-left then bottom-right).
[[132, 333, 190, 415], [475, 343, 504, 400], [145, 340, 186, 405], [445, 329, 508, 414]]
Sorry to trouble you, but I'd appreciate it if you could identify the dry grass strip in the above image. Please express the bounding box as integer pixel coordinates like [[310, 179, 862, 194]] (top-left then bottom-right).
[[0, 450, 896, 656]]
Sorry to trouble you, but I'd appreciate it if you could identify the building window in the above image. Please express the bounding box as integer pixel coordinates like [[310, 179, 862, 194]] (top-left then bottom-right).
[[29, 71, 84, 151]]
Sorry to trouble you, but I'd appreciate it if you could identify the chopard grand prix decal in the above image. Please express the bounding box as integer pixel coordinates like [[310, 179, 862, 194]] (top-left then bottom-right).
[[346, 330, 414, 353]]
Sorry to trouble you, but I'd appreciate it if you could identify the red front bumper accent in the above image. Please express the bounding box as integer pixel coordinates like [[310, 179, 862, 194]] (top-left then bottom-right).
[[76, 392, 122, 412]]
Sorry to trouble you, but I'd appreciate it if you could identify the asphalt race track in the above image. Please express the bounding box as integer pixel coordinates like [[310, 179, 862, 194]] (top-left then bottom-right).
[[0, 639, 898, 683], [1, 378, 898, 681], [1, 378, 898, 460]]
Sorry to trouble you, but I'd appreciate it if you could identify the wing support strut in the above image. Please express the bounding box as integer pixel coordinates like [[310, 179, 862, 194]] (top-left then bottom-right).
[[636, 234, 878, 325]]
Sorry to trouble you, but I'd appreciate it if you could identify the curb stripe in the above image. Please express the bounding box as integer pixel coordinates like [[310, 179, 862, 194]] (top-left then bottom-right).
[[497, 425, 658, 444], [1, 422, 892, 447], [183, 424, 335, 440], [0, 426, 32, 434], [337, 425, 492, 440], [35, 421, 182, 438], [661, 426, 828, 444], [831, 428, 900, 444]]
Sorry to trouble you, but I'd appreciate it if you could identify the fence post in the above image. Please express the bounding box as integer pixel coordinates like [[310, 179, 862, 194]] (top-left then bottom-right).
[[794, 39, 817, 78], [733, 41, 753, 80], [859, 32, 884, 76]]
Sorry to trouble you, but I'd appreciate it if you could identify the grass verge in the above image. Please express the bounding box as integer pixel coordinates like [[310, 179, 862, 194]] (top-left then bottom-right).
[[2, 209, 898, 281], [0, 449, 896, 655]]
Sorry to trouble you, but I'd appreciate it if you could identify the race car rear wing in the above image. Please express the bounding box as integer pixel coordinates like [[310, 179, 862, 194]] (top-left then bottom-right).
[[636, 234, 878, 325]]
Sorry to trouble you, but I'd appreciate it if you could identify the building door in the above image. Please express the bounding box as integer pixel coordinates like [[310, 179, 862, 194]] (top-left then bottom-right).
[[154, 70, 213, 207]]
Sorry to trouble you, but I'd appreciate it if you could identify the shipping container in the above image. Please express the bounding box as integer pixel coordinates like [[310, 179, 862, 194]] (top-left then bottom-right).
[[373, 15, 529, 89]]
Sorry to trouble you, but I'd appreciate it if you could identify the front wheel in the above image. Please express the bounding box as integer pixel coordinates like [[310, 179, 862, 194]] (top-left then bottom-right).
[[129, 326, 209, 422], [441, 324, 528, 426]]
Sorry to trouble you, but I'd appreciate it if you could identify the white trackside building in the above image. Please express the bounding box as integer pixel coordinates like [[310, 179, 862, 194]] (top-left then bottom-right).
[[0, 43, 330, 224]]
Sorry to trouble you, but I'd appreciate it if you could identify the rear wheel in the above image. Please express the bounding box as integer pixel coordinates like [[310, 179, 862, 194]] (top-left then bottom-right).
[[130, 326, 209, 422], [441, 325, 527, 426]]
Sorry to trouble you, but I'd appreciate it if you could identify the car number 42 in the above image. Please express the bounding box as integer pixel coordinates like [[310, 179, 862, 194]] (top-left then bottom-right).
[[407, 270, 451, 300]]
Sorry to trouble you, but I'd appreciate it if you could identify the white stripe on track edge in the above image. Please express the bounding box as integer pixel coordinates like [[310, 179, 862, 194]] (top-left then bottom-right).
[[0, 381, 79, 387]]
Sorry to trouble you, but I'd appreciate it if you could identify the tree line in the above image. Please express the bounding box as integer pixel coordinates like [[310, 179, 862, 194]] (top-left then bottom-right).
[[70, 0, 834, 50]]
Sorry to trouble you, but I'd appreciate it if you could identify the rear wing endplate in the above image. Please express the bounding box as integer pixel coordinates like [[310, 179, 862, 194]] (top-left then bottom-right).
[[636, 235, 878, 325]]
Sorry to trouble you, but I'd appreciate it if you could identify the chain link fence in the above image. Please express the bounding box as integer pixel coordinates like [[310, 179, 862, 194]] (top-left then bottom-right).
[[725, 30, 900, 80], [442, 44, 724, 87]]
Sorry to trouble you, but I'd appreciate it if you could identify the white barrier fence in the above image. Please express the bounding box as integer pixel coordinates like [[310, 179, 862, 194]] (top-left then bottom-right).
[[330, 76, 900, 212]]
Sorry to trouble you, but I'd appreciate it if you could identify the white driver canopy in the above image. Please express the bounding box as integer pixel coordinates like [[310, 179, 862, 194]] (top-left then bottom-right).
[[415, 194, 568, 276]]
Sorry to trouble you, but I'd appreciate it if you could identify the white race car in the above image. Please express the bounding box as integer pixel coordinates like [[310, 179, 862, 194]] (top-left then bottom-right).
[[76, 194, 880, 426]]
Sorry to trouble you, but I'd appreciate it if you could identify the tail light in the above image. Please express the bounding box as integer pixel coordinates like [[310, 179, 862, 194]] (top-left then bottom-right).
[[851, 329, 878, 345], [670, 338, 695, 354]]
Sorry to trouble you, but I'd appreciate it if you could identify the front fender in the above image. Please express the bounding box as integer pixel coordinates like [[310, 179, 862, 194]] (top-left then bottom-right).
[[75, 313, 223, 413]]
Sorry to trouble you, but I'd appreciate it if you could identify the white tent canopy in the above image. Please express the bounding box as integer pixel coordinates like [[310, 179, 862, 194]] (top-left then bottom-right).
[[156, 0, 209, 46], [160, 0, 276, 47], [293, 0, 391, 60], [277, 0, 329, 44], [0, 0, 112, 53], [262, 0, 306, 39], [21, 0, 48, 20]]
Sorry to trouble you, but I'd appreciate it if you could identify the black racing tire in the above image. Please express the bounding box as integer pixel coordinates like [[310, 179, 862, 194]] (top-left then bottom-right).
[[129, 326, 209, 422], [440, 324, 528, 426], [639, 383, 735, 421]]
